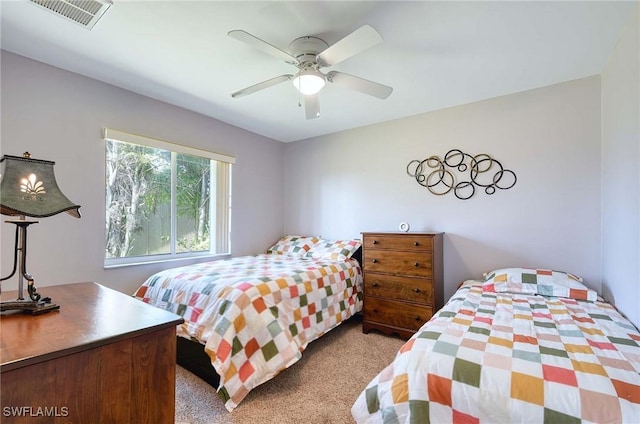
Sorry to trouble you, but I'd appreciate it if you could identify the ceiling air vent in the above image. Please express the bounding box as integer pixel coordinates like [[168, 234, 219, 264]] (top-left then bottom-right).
[[28, 0, 113, 30]]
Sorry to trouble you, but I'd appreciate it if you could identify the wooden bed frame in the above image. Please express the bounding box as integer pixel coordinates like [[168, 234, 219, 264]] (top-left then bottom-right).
[[175, 248, 363, 388]]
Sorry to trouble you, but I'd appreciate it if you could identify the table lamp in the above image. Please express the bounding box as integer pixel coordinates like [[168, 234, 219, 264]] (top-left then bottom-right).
[[0, 152, 81, 314]]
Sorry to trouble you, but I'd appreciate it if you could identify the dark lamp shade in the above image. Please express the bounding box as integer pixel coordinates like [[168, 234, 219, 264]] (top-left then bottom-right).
[[0, 154, 81, 218]]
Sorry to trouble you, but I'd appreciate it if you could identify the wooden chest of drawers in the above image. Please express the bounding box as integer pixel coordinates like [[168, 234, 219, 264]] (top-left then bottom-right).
[[361, 232, 444, 339], [1, 283, 183, 423]]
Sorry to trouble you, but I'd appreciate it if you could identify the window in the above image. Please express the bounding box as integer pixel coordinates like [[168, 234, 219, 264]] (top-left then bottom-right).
[[103, 129, 234, 266]]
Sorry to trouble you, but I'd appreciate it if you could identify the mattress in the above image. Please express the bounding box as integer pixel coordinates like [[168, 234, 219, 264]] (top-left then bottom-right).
[[135, 252, 362, 411], [352, 279, 640, 423]]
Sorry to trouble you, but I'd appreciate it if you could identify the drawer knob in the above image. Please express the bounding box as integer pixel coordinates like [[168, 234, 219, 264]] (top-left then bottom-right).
[[372, 240, 378, 245], [414, 262, 419, 267], [414, 241, 419, 246], [372, 282, 379, 287], [413, 288, 421, 293], [372, 259, 378, 263], [415, 316, 422, 321]]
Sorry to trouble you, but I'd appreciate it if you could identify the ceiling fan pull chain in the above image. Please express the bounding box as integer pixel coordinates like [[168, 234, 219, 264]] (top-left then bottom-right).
[[300, 76, 304, 104]]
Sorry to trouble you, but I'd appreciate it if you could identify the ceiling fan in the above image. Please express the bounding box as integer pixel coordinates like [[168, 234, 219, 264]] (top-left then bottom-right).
[[228, 25, 393, 120]]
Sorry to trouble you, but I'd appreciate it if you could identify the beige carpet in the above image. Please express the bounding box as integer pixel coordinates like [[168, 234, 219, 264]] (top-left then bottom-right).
[[175, 315, 405, 424]]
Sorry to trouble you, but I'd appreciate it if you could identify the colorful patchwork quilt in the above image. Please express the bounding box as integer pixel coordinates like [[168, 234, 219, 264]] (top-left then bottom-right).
[[134, 254, 362, 411], [352, 281, 640, 423]]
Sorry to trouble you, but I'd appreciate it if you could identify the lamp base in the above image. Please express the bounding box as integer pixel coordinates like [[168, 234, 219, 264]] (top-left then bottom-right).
[[0, 300, 60, 315]]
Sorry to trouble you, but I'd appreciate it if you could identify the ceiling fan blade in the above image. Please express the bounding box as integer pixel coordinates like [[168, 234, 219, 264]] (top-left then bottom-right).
[[305, 94, 320, 120], [316, 25, 383, 67], [228, 30, 298, 64], [231, 75, 293, 98], [326, 71, 393, 99]]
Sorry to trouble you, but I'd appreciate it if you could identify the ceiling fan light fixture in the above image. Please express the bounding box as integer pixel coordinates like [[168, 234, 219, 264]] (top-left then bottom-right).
[[292, 70, 325, 95]]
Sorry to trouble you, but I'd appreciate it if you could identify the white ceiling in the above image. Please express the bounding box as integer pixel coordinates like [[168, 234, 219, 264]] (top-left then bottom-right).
[[1, 1, 636, 143]]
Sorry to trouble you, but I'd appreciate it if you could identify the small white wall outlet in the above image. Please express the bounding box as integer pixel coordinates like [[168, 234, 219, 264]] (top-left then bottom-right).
[[399, 222, 410, 232]]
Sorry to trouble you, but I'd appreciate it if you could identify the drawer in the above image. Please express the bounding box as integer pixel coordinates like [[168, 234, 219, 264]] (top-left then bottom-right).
[[362, 234, 433, 252], [363, 250, 432, 277], [365, 274, 432, 305], [364, 297, 433, 331]]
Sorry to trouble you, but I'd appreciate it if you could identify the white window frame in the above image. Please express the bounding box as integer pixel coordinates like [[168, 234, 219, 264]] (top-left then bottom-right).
[[103, 128, 234, 268]]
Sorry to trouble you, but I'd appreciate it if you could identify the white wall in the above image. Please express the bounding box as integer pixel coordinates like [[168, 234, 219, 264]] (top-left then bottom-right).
[[3, 26, 637, 329], [284, 76, 602, 302], [602, 5, 640, 328], [0, 51, 285, 295]]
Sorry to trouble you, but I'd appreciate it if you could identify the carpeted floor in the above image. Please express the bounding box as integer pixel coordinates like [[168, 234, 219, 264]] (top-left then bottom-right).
[[174, 315, 405, 424]]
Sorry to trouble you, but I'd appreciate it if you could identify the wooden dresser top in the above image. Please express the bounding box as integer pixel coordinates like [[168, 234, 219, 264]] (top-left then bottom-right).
[[361, 231, 444, 235], [0, 282, 183, 372]]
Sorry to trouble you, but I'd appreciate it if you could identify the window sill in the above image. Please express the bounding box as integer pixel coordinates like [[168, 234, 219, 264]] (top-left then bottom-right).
[[104, 253, 231, 269]]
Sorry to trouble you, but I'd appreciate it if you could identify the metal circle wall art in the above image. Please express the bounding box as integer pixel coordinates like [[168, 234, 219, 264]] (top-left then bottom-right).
[[407, 149, 517, 200]]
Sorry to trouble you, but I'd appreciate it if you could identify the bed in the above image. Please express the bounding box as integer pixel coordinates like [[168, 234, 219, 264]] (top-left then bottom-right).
[[352, 268, 640, 423], [134, 235, 363, 411]]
